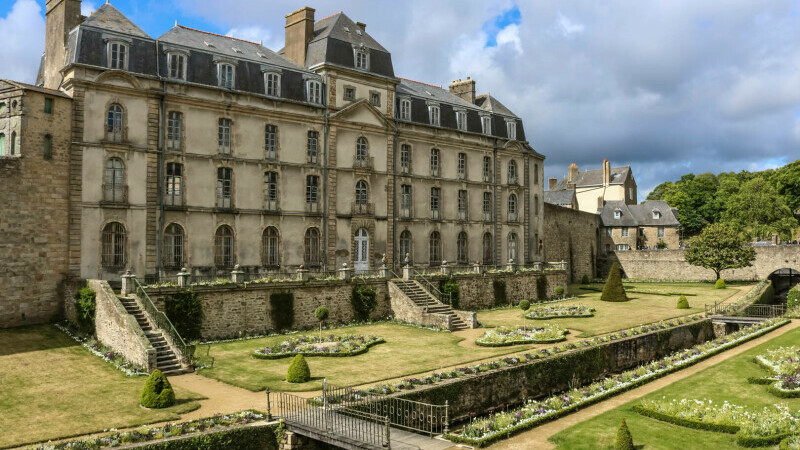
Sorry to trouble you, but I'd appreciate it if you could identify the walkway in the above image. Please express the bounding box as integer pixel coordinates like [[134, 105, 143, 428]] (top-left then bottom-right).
[[489, 319, 800, 450]]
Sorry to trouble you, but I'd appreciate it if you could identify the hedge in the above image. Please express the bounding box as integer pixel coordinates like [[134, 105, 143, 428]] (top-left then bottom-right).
[[286, 354, 311, 383], [352, 285, 377, 321], [74, 286, 96, 334], [494, 280, 508, 306], [165, 290, 204, 340], [440, 277, 461, 309], [137, 425, 279, 450]]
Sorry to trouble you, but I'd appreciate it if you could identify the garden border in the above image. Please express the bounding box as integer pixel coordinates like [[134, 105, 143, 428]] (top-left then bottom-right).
[[252, 337, 385, 360]]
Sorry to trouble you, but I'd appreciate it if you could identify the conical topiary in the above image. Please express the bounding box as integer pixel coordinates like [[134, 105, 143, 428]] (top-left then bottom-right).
[[715, 278, 726, 289], [614, 419, 634, 450], [140, 369, 176, 408], [601, 262, 628, 302], [286, 354, 311, 383], [677, 295, 689, 309]]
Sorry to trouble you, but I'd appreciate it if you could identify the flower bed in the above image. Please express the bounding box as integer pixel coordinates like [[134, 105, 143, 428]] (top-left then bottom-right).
[[34, 410, 266, 449], [634, 398, 799, 447], [750, 346, 800, 397], [443, 318, 788, 447], [54, 322, 146, 376], [252, 334, 384, 359], [781, 435, 800, 449], [525, 304, 594, 320], [475, 326, 568, 347]]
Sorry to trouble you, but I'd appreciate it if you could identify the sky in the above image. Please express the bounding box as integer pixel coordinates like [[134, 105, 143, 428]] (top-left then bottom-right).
[[1, 0, 798, 196]]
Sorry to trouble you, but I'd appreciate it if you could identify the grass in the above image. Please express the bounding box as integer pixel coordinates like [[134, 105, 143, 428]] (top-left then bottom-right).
[[549, 324, 800, 449], [197, 323, 528, 392], [0, 325, 204, 449], [478, 282, 742, 337]]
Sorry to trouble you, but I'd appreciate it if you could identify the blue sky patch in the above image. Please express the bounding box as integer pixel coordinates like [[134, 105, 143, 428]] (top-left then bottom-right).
[[483, 5, 521, 47]]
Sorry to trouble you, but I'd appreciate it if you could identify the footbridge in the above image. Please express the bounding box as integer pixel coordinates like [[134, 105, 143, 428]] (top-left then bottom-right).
[[706, 303, 786, 325]]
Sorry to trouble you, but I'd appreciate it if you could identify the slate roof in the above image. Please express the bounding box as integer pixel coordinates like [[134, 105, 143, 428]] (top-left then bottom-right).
[[396, 78, 480, 111], [544, 190, 577, 207], [600, 200, 679, 227], [0, 79, 71, 98], [551, 166, 632, 190], [475, 94, 518, 118], [81, 3, 150, 39], [311, 12, 389, 53]]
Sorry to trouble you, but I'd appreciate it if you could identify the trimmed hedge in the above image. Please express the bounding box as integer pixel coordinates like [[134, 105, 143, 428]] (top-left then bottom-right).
[[140, 370, 176, 408], [352, 285, 377, 321], [75, 286, 97, 334], [137, 425, 279, 450], [601, 262, 628, 302], [615, 419, 634, 450], [580, 275, 590, 285], [715, 278, 727, 289], [165, 290, 204, 340], [286, 354, 311, 383], [554, 286, 565, 297], [519, 300, 530, 311], [677, 295, 690, 309], [269, 292, 294, 331]]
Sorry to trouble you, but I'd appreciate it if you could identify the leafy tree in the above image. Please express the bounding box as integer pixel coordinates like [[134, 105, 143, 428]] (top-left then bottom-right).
[[614, 419, 634, 450], [772, 160, 800, 214], [723, 177, 798, 240], [140, 370, 175, 408], [685, 223, 755, 280], [601, 262, 628, 302]]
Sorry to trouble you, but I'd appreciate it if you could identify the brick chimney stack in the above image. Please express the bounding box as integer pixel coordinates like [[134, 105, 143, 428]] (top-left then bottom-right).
[[449, 77, 476, 104], [284, 6, 315, 67], [602, 158, 611, 186], [44, 0, 83, 89], [548, 177, 557, 190]]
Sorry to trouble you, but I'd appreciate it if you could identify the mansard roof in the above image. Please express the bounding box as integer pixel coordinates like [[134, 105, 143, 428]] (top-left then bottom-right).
[[475, 94, 518, 118], [551, 165, 633, 190], [600, 200, 679, 227], [396, 78, 479, 111], [81, 3, 150, 39]]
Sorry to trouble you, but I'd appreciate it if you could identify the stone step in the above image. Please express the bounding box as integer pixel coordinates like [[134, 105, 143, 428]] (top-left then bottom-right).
[[157, 354, 178, 363]]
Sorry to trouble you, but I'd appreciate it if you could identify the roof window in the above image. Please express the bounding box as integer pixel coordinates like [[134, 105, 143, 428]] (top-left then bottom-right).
[[343, 26, 350, 32], [204, 41, 215, 48], [232, 47, 243, 54]]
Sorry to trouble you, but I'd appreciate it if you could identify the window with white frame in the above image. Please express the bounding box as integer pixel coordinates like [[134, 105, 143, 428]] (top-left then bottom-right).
[[457, 232, 468, 264], [483, 192, 492, 221], [167, 52, 186, 80], [428, 104, 440, 126], [307, 131, 319, 163], [430, 187, 440, 220], [355, 49, 369, 70], [218, 118, 232, 154], [400, 184, 412, 218], [481, 115, 492, 134], [167, 111, 182, 151], [399, 98, 411, 120], [652, 210, 661, 219], [616, 244, 630, 251], [306, 80, 322, 104], [430, 148, 440, 176], [483, 156, 492, 182], [165, 162, 183, 206], [455, 110, 467, 131], [217, 63, 234, 89], [457, 153, 467, 179], [399, 230, 412, 262], [658, 226, 665, 238], [262, 227, 280, 267], [264, 171, 278, 211], [506, 120, 517, 140], [614, 209, 622, 219], [400, 144, 411, 173], [508, 160, 518, 184], [306, 175, 319, 212], [621, 227, 629, 237], [217, 167, 232, 208], [108, 41, 128, 70], [264, 71, 280, 97], [265, 125, 277, 160], [508, 193, 518, 222], [458, 190, 468, 220]]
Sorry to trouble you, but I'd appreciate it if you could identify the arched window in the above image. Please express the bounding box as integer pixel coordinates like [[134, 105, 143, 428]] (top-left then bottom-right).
[[508, 193, 518, 221], [262, 226, 280, 267], [355, 180, 368, 204], [304, 227, 321, 267], [214, 225, 234, 268], [42, 134, 53, 160], [10, 131, 17, 155], [104, 158, 125, 203], [356, 137, 368, 162], [508, 160, 518, 184], [508, 232, 518, 263], [101, 222, 126, 268], [457, 232, 468, 264], [399, 230, 412, 264], [429, 231, 441, 265], [482, 232, 493, 265], [164, 223, 184, 269], [0, 133, 5, 157], [107, 104, 123, 141]]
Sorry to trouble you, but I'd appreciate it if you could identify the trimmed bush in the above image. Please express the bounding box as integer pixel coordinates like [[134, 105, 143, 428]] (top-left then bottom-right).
[[440, 278, 461, 309], [554, 286, 565, 297], [715, 278, 726, 289], [74, 286, 97, 334], [493, 280, 508, 306], [614, 419, 634, 450], [352, 285, 377, 321], [677, 295, 690, 309], [140, 370, 176, 408], [165, 290, 204, 340], [519, 300, 530, 311], [314, 306, 329, 322], [286, 354, 311, 383], [269, 292, 294, 331], [601, 262, 628, 302], [580, 275, 590, 285]]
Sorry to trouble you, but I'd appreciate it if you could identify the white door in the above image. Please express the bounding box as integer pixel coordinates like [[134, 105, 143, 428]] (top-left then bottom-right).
[[354, 228, 369, 274]]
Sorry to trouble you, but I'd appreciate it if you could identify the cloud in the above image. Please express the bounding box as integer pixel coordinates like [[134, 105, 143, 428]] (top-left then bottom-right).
[[0, 0, 45, 83], [556, 13, 585, 37], [495, 23, 522, 54], [81, 2, 97, 17], [226, 26, 282, 50], [794, 115, 800, 143]]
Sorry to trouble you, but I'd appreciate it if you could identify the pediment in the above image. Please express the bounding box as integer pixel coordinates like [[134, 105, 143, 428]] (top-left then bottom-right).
[[330, 100, 396, 131], [94, 70, 142, 90]]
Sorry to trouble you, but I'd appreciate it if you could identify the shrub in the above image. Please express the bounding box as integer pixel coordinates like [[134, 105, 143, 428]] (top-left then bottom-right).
[[352, 285, 377, 321], [554, 286, 565, 297], [269, 292, 294, 331], [440, 278, 461, 309], [74, 286, 97, 334], [677, 295, 690, 309], [165, 290, 204, 340], [140, 370, 176, 408], [715, 278, 726, 289], [787, 286, 800, 311], [493, 280, 508, 306], [519, 300, 530, 311], [656, 240, 668, 249], [601, 262, 628, 302], [314, 306, 329, 322], [615, 419, 634, 450], [580, 275, 590, 285], [286, 354, 311, 383], [536, 277, 547, 301]]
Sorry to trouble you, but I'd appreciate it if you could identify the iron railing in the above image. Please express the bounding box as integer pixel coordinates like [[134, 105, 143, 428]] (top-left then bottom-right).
[[707, 302, 786, 318], [413, 270, 452, 306], [133, 277, 195, 364]]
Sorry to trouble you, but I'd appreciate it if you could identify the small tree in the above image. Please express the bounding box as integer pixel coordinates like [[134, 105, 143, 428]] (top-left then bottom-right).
[[74, 287, 96, 334], [519, 300, 530, 311], [677, 295, 689, 309], [140, 370, 175, 408], [314, 306, 329, 339], [614, 419, 634, 450], [714, 279, 726, 289], [685, 223, 756, 280], [601, 262, 628, 302], [554, 286, 565, 298], [286, 354, 311, 383]]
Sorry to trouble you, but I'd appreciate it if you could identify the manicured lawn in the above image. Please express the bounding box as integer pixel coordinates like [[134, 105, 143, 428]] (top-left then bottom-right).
[[549, 324, 800, 449], [478, 282, 743, 337], [197, 323, 528, 392], [0, 325, 204, 449]]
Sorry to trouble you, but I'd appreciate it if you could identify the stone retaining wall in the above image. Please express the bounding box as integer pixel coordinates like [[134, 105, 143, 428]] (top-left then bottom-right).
[[449, 270, 568, 310], [91, 279, 155, 371]]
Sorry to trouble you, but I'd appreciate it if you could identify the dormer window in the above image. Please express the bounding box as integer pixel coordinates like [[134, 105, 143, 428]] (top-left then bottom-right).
[[217, 63, 235, 89], [306, 79, 322, 104], [263, 70, 281, 97], [428, 104, 440, 127], [399, 98, 411, 120], [455, 110, 467, 131], [481, 115, 492, 134], [652, 210, 661, 219], [355, 49, 369, 70], [232, 47, 243, 54], [505, 119, 517, 140], [167, 52, 187, 81], [107, 40, 128, 70], [614, 209, 622, 219]]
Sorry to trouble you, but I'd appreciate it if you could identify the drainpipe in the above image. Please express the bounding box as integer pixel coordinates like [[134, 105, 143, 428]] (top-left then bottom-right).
[[493, 138, 499, 267], [156, 39, 166, 280], [321, 73, 330, 272]]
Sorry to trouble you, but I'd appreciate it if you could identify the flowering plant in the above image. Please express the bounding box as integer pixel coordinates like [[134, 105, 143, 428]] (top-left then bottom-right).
[[754, 346, 800, 395], [55, 322, 146, 376], [525, 304, 594, 320], [253, 334, 384, 359], [475, 325, 567, 346]]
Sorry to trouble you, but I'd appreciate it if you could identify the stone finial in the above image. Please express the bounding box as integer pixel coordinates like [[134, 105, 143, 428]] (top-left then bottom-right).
[[177, 267, 190, 288], [231, 264, 245, 283], [339, 263, 351, 280], [121, 271, 136, 296]]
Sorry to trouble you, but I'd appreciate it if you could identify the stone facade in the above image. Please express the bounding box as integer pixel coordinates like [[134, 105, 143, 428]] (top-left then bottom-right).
[[543, 203, 601, 282], [91, 279, 155, 370]]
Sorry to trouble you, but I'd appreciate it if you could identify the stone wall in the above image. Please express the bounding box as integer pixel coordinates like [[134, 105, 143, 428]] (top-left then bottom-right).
[[90, 279, 155, 371], [147, 280, 391, 339], [452, 270, 568, 310], [606, 246, 800, 281], [397, 319, 715, 421], [388, 281, 452, 329], [543, 203, 601, 282]]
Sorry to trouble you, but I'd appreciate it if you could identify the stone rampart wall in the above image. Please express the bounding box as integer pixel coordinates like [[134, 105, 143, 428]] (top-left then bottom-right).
[[451, 271, 568, 310], [91, 279, 155, 370], [543, 203, 601, 282]]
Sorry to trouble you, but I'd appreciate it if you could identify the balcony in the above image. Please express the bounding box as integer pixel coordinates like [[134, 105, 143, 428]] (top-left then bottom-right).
[[399, 208, 411, 219], [508, 212, 519, 223], [265, 199, 279, 212], [351, 202, 375, 216], [104, 127, 128, 143], [431, 209, 440, 220], [354, 156, 374, 170], [164, 193, 184, 208], [458, 210, 468, 221], [102, 184, 128, 204], [430, 167, 440, 177], [508, 176, 519, 186], [216, 195, 232, 209], [265, 149, 277, 161], [400, 163, 410, 175], [483, 212, 493, 222], [306, 202, 320, 214], [457, 170, 467, 180]]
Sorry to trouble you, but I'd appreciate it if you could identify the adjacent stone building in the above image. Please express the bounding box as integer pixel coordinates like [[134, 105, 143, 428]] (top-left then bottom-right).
[[598, 200, 680, 253], [547, 158, 637, 214]]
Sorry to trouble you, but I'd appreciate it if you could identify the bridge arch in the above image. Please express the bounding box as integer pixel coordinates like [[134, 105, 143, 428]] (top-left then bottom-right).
[[768, 268, 800, 300]]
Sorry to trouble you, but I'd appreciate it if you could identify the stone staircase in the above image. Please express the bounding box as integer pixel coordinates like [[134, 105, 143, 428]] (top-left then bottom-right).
[[391, 280, 468, 331], [118, 296, 186, 375]]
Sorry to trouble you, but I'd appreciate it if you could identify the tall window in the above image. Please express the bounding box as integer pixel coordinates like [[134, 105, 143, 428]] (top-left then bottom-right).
[[108, 42, 128, 70], [481, 115, 492, 134], [508, 193, 518, 222], [214, 225, 234, 268], [216, 167, 232, 208], [508, 233, 518, 262], [355, 50, 369, 69], [658, 227, 665, 238], [262, 227, 280, 267], [482, 232, 493, 265], [107, 104, 123, 142], [458, 190, 468, 220], [430, 148, 440, 176], [42, 134, 53, 160], [44, 98, 53, 114], [102, 222, 126, 268], [307, 131, 319, 163], [399, 230, 412, 263], [508, 160, 518, 184], [10, 131, 16, 155], [264, 72, 280, 97], [218, 118, 232, 154], [483, 192, 492, 221], [400, 185, 412, 218], [483, 156, 492, 182], [621, 227, 629, 237], [534, 195, 539, 216], [164, 223, 184, 269], [429, 231, 442, 265], [265, 125, 277, 160], [457, 153, 467, 179], [304, 227, 321, 266], [428, 105, 440, 126], [306, 175, 319, 212], [355, 180, 368, 204], [218, 63, 234, 89], [264, 171, 278, 211], [165, 162, 183, 206], [0, 133, 5, 157], [400, 144, 411, 173], [104, 158, 125, 203], [355, 137, 369, 165], [306, 80, 322, 104], [167, 53, 186, 80], [534, 163, 539, 185], [399, 99, 411, 120], [457, 232, 469, 264], [430, 187, 440, 220], [167, 111, 182, 151], [506, 120, 517, 140], [455, 110, 467, 131]]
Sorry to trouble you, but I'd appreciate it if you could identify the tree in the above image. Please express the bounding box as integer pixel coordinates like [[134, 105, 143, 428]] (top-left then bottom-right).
[[314, 306, 329, 339], [601, 262, 628, 302], [614, 419, 634, 450], [723, 177, 798, 240], [685, 223, 755, 280]]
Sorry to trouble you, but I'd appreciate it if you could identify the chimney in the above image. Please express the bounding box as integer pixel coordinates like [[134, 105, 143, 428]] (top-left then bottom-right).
[[567, 163, 579, 183], [448, 77, 476, 104], [602, 158, 611, 186], [284, 6, 315, 67], [355, 21, 366, 31], [548, 177, 557, 190], [44, 0, 82, 89]]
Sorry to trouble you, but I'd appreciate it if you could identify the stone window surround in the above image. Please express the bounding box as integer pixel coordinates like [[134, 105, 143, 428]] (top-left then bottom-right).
[[217, 116, 233, 155], [99, 219, 128, 272], [398, 96, 412, 121], [352, 44, 370, 71], [480, 113, 492, 135], [214, 223, 236, 268], [103, 156, 127, 203], [355, 178, 370, 204], [166, 110, 184, 152], [505, 118, 517, 140], [264, 170, 279, 210], [261, 67, 281, 97], [103, 99, 127, 142], [399, 142, 412, 173], [303, 226, 322, 267], [214, 57, 236, 89], [163, 221, 187, 269], [343, 84, 357, 101], [103, 35, 131, 71], [164, 159, 185, 207], [163, 47, 189, 81], [264, 123, 280, 161], [426, 101, 441, 127], [216, 165, 234, 209], [261, 225, 281, 268], [454, 108, 467, 131], [303, 74, 324, 105], [369, 90, 381, 107]]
